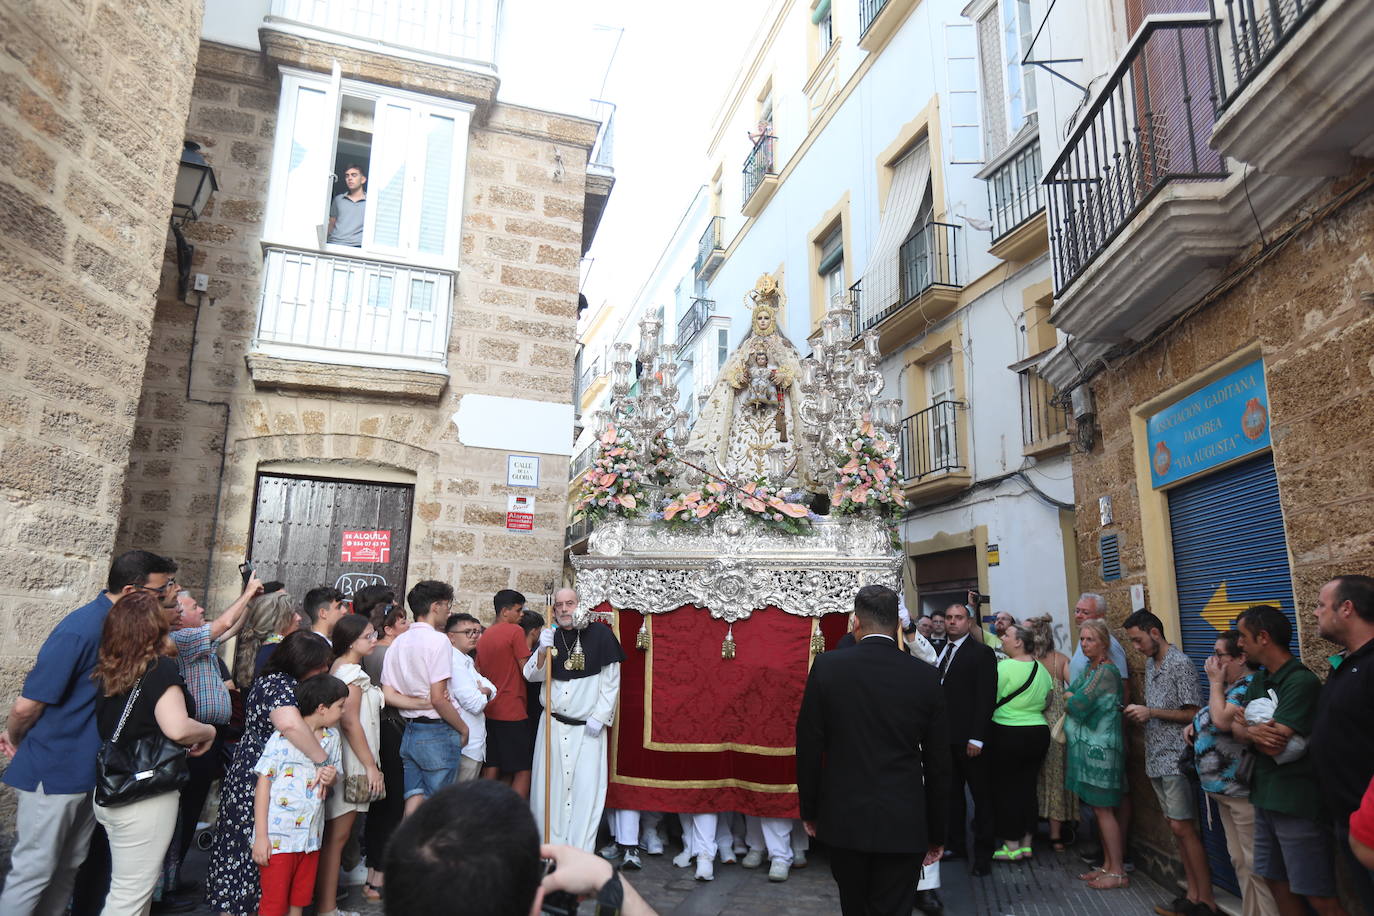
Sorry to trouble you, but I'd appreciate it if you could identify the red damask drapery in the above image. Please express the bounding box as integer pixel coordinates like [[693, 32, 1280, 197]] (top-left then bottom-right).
[[604, 601, 849, 817]]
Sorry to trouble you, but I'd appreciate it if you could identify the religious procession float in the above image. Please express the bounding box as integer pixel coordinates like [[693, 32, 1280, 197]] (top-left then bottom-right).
[[570, 274, 907, 817]]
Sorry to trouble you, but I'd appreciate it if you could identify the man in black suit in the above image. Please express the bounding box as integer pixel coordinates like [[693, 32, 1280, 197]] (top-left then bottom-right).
[[933, 601, 997, 875], [796, 585, 951, 916]]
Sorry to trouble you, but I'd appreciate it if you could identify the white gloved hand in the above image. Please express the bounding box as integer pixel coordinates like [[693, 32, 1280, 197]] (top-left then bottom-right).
[[897, 596, 911, 629], [538, 627, 556, 649], [585, 717, 604, 738]]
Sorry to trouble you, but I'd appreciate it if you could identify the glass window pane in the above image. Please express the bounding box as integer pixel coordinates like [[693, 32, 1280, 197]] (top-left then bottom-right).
[[410, 278, 435, 312], [418, 114, 455, 254], [371, 102, 411, 249], [281, 84, 330, 244], [368, 273, 394, 310]]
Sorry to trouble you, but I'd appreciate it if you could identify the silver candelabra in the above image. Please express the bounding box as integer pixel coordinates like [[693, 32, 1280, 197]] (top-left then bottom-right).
[[796, 303, 904, 489]]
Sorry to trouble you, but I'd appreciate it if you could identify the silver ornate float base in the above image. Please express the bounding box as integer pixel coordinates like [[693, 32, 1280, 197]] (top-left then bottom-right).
[[571, 510, 901, 624]]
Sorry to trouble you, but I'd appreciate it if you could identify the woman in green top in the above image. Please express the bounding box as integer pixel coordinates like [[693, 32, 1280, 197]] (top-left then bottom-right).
[[1065, 618, 1128, 890], [988, 621, 1053, 862]]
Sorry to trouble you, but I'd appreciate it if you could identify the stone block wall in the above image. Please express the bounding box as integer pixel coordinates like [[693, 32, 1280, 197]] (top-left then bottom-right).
[[115, 41, 594, 621], [1068, 166, 1374, 874], [0, 0, 205, 851]]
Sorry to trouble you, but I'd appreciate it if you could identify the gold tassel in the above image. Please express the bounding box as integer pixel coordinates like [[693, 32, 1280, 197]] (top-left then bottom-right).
[[636, 619, 650, 651], [810, 618, 826, 656], [568, 632, 586, 671], [721, 624, 736, 660]]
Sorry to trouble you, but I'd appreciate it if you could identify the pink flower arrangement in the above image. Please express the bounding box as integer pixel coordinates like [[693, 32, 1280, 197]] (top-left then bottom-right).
[[661, 478, 817, 535], [573, 424, 648, 523], [831, 418, 906, 518]]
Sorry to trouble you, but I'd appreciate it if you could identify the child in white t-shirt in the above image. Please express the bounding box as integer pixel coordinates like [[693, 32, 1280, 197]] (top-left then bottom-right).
[[251, 675, 346, 916]]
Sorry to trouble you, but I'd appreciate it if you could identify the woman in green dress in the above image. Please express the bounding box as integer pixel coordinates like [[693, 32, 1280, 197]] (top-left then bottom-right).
[[1064, 618, 1127, 890]]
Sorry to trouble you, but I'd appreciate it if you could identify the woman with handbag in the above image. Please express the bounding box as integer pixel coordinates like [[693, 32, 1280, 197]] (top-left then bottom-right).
[[314, 614, 391, 916], [92, 591, 216, 915], [1025, 615, 1078, 851], [987, 621, 1053, 862], [206, 630, 337, 916], [1065, 618, 1128, 890]]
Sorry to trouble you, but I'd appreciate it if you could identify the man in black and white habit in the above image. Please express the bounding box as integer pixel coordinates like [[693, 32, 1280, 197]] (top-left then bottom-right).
[[525, 587, 625, 851]]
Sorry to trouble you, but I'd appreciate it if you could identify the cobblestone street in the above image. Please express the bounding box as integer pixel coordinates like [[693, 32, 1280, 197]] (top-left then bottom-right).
[[175, 832, 1174, 915]]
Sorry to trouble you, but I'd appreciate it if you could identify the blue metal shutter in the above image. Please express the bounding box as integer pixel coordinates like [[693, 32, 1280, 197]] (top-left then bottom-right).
[[1166, 451, 1296, 895]]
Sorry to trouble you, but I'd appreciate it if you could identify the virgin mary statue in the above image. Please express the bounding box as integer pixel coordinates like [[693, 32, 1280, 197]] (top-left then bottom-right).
[[685, 274, 816, 489]]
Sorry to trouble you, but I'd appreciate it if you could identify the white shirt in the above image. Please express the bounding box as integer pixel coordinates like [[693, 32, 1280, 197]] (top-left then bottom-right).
[[450, 648, 494, 762]]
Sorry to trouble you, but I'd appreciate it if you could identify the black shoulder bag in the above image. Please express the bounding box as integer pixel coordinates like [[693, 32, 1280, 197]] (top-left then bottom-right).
[[94, 671, 191, 807], [995, 661, 1041, 708]]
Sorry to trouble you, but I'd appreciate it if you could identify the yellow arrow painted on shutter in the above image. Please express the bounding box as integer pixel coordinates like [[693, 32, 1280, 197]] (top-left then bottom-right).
[[1199, 582, 1279, 633]]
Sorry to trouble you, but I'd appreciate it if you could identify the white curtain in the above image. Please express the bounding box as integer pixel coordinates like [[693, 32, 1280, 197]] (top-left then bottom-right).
[[861, 141, 932, 321]]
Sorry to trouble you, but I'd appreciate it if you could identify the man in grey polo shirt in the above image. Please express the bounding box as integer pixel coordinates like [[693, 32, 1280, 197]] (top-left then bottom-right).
[[328, 164, 366, 246]]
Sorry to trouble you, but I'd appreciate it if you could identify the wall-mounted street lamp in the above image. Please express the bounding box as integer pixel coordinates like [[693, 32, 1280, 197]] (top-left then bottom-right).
[[170, 140, 218, 300]]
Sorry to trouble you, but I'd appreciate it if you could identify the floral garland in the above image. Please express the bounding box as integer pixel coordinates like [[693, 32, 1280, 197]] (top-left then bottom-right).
[[830, 419, 906, 518], [573, 424, 647, 524], [658, 477, 816, 535]]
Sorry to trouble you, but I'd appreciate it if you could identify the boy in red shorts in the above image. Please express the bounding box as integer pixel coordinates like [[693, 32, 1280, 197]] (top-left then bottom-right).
[[251, 675, 345, 916]]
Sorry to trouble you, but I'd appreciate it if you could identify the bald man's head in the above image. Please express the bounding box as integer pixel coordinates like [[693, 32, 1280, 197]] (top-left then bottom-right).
[[553, 588, 577, 628]]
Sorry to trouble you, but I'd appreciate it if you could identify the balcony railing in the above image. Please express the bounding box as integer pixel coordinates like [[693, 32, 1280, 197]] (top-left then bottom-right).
[[899, 400, 965, 481], [566, 517, 592, 547], [1044, 18, 1228, 294], [577, 361, 601, 400], [858, 0, 889, 35], [268, 0, 501, 67], [855, 221, 960, 333], [695, 216, 725, 280], [570, 444, 595, 480], [1019, 365, 1069, 450], [676, 298, 713, 355], [1218, 0, 1326, 107], [254, 247, 453, 366], [743, 134, 777, 203], [987, 138, 1045, 243]]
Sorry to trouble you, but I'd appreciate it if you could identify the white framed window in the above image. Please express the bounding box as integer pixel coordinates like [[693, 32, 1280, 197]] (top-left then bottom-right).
[[1002, 0, 1037, 130], [945, 22, 982, 163], [717, 327, 730, 374], [265, 69, 473, 269], [818, 226, 845, 311], [813, 0, 835, 56], [928, 356, 956, 468]]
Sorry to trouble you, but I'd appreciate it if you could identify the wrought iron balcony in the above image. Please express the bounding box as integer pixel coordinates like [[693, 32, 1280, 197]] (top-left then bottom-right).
[[1044, 18, 1227, 294], [566, 517, 592, 548], [854, 221, 960, 334], [1219, 0, 1326, 107], [676, 298, 713, 355], [898, 400, 966, 482], [987, 138, 1045, 243], [267, 0, 500, 67], [253, 247, 453, 368], [577, 361, 601, 401], [858, 0, 889, 36], [570, 443, 595, 480], [1018, 365, 1069, 452], [743, 133, 777, 204], [695, 216, 725, 281]]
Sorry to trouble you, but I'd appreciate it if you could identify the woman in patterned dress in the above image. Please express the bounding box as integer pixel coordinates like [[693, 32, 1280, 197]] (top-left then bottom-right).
[[1025, 614, 1078, 850], [206, 631, 336, 915], [1065, 619, 1127, 890]]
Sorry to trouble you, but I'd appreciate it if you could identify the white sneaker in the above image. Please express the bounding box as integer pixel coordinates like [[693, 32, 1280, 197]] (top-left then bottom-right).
[[643, 830, 664, 855], [734, 841, 749, 857], [340, 862, 368, 886], [719, 849, 737, 865], [673, 848, 694, 868], [741, 848, 765, 869], [621, 848, 642, 871], [792, 849, 808, 869], [598, 841, 621, 859], [695, 857, 715, 881], [768, 859, 790, 882]]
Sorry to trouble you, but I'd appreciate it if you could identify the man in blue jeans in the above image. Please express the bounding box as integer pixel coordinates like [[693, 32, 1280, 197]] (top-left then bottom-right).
[[0, 549, 178, 916], [381, 580, 469, 815]]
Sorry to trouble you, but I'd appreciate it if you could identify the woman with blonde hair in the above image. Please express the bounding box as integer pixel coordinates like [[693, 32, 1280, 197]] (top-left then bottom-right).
[[233, 589, 298, 688], [1065, 618, 1127, 890], [1024, 614, 1078, 851], [92, 591, 216, 915]]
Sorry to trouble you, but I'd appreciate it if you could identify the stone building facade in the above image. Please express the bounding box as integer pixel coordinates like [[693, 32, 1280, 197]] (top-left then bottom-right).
[[0, 0, 204, 713], [113, 21, 606, 618]]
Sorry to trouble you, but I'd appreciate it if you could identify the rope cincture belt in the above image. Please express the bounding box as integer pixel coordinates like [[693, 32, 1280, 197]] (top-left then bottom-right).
[[552, 712, 586, 727]]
